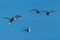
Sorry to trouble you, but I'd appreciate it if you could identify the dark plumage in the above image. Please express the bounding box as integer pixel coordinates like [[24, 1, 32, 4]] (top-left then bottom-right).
[[46, 12, 50, 16], [3, 15, 21, 23], [9, 18, 15, 22], [21, 25, 32, 32], [45, 10, 55, 16]]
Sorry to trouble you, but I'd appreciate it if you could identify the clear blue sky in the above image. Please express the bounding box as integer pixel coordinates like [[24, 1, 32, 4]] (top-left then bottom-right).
[[0, 0, 59, 40]]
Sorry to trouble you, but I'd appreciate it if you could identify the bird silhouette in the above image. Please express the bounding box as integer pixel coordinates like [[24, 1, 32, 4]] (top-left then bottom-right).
[[21, 25, 32, 32], [45, 10, 55, 16], [3, 15, 21, 23], [30, 9, 41, 14]]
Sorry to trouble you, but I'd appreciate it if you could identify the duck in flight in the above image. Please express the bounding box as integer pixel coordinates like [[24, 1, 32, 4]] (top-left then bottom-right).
[[44, 10, 55, 16], [30, 9, 45, 14], [21, 25, 32, 32], [3, 15, 21, 23]]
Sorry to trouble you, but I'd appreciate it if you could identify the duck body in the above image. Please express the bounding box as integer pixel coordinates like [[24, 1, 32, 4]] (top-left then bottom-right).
[[26, 29, 30, 32], [46, 12, 50, 16], [9, 18, 16, 22]]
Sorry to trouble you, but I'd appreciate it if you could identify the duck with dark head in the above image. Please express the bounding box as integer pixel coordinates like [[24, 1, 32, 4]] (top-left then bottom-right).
[[21, 25, 32, 32], [3, 15, 21, 23], [45, 10, 55, 16]]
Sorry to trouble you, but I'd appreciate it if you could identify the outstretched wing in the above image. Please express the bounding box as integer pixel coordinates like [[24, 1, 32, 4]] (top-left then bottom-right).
[[20, 29, 26, 31], [49, 10, 55, 13], [30, 9, 38, 12], [3, 17, 9, 19], [13, 15, 21, 19], [28, 25, 32, 29]]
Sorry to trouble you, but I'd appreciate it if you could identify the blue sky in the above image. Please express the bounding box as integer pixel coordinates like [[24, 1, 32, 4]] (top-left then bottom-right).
[[0, 0, 59, 40]]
